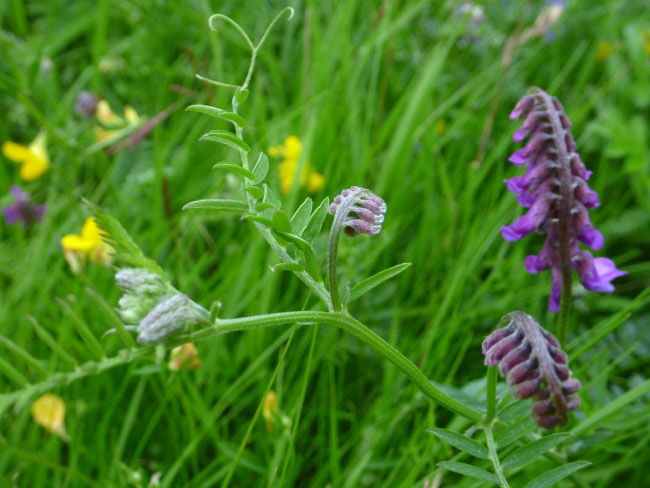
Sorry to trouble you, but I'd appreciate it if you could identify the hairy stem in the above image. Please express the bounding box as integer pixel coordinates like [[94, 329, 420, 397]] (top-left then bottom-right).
[[486, 365, 498, 423], [187, 311, 484, 422], [485, 421, 510, 488]]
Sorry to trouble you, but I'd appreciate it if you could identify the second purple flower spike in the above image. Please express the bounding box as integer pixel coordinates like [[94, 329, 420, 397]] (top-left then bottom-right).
[[502, 87, 626, 312]]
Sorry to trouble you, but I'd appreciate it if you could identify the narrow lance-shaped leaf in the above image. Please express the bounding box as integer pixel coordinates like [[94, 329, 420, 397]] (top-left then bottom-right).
[[199, 130, 250, 152], [253, 152, 269, 184], [213, 163, 255, 180], [182, 199, 248, 213], [349, 263, 412, 301], [523, 461, 591, 488], [276, 232, 323, 283], [290, 197, 313, 236], [302, 196, 330, 242], [427, 428, 488, 459], [27, 316, 79, 368], [271, 211, 292, 233], [244, 186, 264, 200], [502, 433, 573, 470], [437, 462, 499, 484], [185, 105, 246, 127]]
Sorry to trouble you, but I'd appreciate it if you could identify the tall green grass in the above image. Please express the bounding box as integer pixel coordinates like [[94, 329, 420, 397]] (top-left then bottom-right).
[[1, 0, 649, 486]]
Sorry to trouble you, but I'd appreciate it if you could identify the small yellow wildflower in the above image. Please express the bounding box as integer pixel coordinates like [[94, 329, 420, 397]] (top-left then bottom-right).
[[2, 132, 50, 181], [31, 394, 67, 439], [262, 390, 278, 432], [94, 99, 140, 142], [269, 135, 325, 194], [168, 343, 202, 371], [61, 217, 113, 272], [596, 41, 613, 61]]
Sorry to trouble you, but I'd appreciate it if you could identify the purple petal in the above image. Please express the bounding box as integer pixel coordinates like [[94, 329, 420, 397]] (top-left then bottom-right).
[[573, 204, 604, 250], [508, 148, 529, 165], [575, 179, 600, 208], [513, 111, 541, 142], [576, 253, 627, 293], [501, 197, 550, 241], [509, 95, 535, 120], [2, 203, 21, 224]]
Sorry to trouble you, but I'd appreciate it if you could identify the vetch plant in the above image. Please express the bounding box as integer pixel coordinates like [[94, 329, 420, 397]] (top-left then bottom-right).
[[502, 87, 626, 342], [0, 11, 606, 488]]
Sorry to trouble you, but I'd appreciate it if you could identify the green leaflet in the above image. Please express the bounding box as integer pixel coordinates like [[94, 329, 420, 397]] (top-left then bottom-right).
[[213, 162, 255, 180], [253, 152, 269, 184], [186, 105, 246, 127], [182, 199, 248, 213], [502, 433, 573, 471], [437, 462, 499, 484], [427, 428, 488, 459], [349, 263, 411, 301], [302, 196, 330, 242], [523, 461, 591, 488], [290, 198, 313, 236], [199, 130, 250, 152]]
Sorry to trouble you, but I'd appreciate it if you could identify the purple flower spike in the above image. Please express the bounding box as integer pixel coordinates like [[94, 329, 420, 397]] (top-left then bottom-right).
[[483, 312, 581, 428], [2, 186, 47, 227], [503, 88, 626, 311]]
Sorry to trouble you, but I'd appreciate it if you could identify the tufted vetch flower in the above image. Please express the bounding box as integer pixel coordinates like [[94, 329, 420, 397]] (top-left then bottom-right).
[[328, 186, 387, 237], [2, 132, 50, 181], [483, 312, 581, 428], [502, 88, 626, 312], [2, 186, 47, 227]]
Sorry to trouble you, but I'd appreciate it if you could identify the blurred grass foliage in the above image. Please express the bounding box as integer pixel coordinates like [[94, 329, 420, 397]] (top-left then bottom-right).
[[0, 0, 649, 486]]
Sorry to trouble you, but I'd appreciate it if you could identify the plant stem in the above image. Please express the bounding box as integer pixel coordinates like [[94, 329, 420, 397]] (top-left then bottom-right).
[[187, 311, 483, 422], [327, 221, 343, 311], [485, 421, 510, 488], [486, 365, 498, 423], [558, 276, 571, 345]]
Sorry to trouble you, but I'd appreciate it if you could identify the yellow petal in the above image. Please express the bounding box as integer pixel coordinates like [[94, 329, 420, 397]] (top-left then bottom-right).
[[81, 217, 101, 243], [3, 141, 32, 163], [283, 135, 302, 160], [307, 172, 325, 193], [96, 100, 123, 126], [31, 394, 66, 438], [61, 234, 95, 252], [93, 126, 116, 142], [20, 153, 49, 181], [124, 106, 139, 124]]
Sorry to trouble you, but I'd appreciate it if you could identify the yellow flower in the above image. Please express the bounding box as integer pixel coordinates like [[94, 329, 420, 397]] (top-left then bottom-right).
[[96, 100, 123, 126], [94, 99, 140, 142], [262, 390, 278, 432], [61, 217, 113, 272], [269, 135, 324, 194], [31, 394, 67, 439], [168, 343, 202, 371], [2, 132, 50, 181], [596, 41, 613, 61]]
